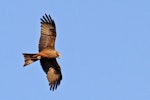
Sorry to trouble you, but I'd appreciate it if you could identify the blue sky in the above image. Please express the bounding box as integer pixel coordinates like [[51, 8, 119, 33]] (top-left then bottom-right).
[[0, 0, 150, 100]]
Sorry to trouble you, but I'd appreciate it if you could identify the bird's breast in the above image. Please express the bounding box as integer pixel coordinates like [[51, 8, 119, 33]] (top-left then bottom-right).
[[38, 50, 57, 58]]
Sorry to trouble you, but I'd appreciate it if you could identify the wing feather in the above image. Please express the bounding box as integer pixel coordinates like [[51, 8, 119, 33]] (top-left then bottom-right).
[[39, 14, 56, 51], [45, 14, 51, 22], [40, 58, 62, 91]]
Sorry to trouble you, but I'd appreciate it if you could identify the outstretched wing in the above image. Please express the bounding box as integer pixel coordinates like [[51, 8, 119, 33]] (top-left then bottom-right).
[[39, 14, 56, 52], [40, 58, 62, 91], [39, 14, 62, 91]]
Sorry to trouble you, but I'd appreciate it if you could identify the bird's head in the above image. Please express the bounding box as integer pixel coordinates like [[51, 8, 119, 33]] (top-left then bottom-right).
[[56, 51, 61, 58]]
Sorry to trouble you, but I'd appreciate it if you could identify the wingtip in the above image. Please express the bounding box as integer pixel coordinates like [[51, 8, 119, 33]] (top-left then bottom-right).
[[41, 14, 51, 23], [23, 64, 26, 67], [44, 13, 47, 15]]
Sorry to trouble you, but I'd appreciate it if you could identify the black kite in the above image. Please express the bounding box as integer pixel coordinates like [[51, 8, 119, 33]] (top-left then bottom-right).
[[23, 14, 62, 91]]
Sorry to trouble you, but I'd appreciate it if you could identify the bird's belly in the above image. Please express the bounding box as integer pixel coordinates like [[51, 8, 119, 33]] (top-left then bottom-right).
[[39, 50, 56, 58]]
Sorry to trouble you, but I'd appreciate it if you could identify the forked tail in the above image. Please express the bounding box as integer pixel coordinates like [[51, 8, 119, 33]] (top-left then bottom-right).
[[23, 53, 41, 66]]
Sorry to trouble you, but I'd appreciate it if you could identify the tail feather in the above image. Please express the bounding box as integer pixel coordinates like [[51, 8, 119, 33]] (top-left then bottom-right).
[[23, 53, 41, 67]]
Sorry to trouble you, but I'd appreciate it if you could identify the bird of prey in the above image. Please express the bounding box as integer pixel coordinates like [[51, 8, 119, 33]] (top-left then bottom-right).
[[23, 14, 62, 91]]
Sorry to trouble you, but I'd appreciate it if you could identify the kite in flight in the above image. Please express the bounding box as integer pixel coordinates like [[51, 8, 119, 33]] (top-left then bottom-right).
[[23, 14, 62, 91]]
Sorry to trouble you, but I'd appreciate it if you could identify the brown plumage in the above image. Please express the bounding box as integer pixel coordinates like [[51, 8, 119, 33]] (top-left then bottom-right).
[[23, 14, 62, 91]]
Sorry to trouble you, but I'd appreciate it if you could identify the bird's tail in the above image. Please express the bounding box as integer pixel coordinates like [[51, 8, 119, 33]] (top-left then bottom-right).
[[23, 53, 41, 67]]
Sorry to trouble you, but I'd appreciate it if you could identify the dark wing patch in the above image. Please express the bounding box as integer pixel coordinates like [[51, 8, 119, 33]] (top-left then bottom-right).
[[39, 14, 56, 51], [40, 58, 62, 91]]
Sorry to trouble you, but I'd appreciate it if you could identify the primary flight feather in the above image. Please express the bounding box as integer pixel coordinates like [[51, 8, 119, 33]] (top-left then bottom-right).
[[23, 14, 62, 91]]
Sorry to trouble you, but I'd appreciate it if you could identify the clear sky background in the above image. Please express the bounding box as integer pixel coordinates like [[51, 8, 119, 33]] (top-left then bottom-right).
[[0, 0, 150, 100]]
